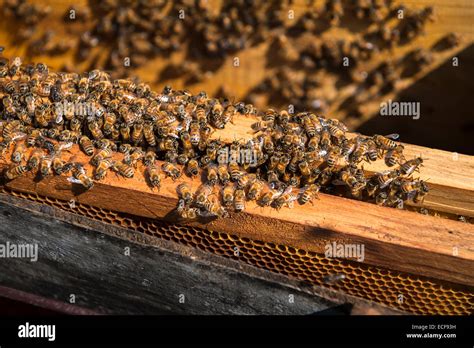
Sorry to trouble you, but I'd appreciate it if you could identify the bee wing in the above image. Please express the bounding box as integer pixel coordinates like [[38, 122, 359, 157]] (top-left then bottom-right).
[[67, 177, 83, 185], [379, 179, 394, 189], [282, 186, 293, 195], [12, 132, 27, 141], [385, 133, 400, 140]]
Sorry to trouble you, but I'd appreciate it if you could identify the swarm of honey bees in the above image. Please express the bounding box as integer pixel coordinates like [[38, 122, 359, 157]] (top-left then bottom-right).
[[0, 56, 429, 220]]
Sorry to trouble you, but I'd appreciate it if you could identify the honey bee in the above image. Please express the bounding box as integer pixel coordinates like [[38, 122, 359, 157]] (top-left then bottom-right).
[[399, 157, 423, 176], [318, 167, 334, 186], [350, 138, 369, 164], [185, 158, 199, 177], [120, 123, 131, 142], [298, 184, 320, 205], [131, 121, 144, 145], [52, 157, 72, 175], [206, 164, 219, 185], [374, 169, 401, 189], [237, 173, 254, 189], [373, 134, 399, 152], [112, 162, 135, 178], [228, 161, 242, 182], [26, 129, 42, 147], [259, 187, 280, 207], [27, 149, 43, 170], [94, 159, 113, 180], [200, 199, 229, 219], [195, 184, 214, 207], [210, 101, 225, 129], [277, 110, 290, 126], [223, 104, 236, 125], [92, 147, 112, 166], [4, 164, 29, 180], [162, 162, 181, 180], [258, 134, 273, 155], [301, 115, 316, 138], [177, 182, 193, 204], [189, 121, 200, 146], [68, 164, 94, 189], [233, 188, 246, 212], [95, 139, 117, 152], [176, 199, 199, 220], [143, 149, 156, 167], [276, 155, 290, 175], [199, 154, 212, 168], [58, 130, 80, 143], [146, 165, 161, 188], [267, 170, 282, 189], [88, 120, 103, 140], [385, 145, 405, 167], [272, 186, 298, 210], [136, 82, 150, 98], [216, 163, 230, 184], [180, 130, 193, 153], [318, 127, 330, 149], [47, 128, 60, 140], [388, 195, 404, 209], [326, 147, 341, 169], [375, 191, 388, 206], [78, 77, 89, 94], [103, 113, 117, 134], [298, 160, 312, 177], [247, 179, 265, 201], [222, 183, 235, 207], [366, 181, 378, 198], [11, 142, 26, 163], [195, 106, 207, 127], [413, 180, 429, 203], [124, 148, 144, 168], [251, 120, 272, 132], [365, 139, 379, 162], [3, 120, 21, 141], [119, 143, 133, 156], [328, 123, 346, 144], [142, 121, 156, 147]]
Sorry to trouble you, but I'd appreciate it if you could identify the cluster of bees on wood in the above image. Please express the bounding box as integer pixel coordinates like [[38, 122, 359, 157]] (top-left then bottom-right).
[[0, 56, 429, 220]]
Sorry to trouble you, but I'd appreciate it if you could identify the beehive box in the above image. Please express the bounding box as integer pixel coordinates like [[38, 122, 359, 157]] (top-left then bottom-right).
[[0, 0, 472, 315]]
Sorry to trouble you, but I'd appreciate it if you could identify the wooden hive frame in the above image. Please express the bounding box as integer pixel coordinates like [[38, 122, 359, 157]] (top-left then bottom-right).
[[1, 115, 473, 294]]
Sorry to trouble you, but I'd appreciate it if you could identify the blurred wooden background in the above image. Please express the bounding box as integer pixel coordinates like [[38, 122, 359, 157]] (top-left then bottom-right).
[[0, 0, 472, 153]]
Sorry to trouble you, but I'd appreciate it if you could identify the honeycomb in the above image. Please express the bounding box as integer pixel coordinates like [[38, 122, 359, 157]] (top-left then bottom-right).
[[1, 186, 472, 315]]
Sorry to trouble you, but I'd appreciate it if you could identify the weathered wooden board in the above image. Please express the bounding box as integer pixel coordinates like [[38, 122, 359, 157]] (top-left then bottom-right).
[[0, 193, 402, 315], [1, 141, 473, 287]]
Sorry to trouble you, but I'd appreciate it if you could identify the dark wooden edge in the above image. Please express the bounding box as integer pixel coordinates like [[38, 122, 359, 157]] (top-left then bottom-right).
[[0, 193, 404, 315]]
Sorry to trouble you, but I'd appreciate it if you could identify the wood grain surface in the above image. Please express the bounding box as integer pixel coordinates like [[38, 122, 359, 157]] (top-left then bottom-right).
[[1, 141, 473, 287]]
